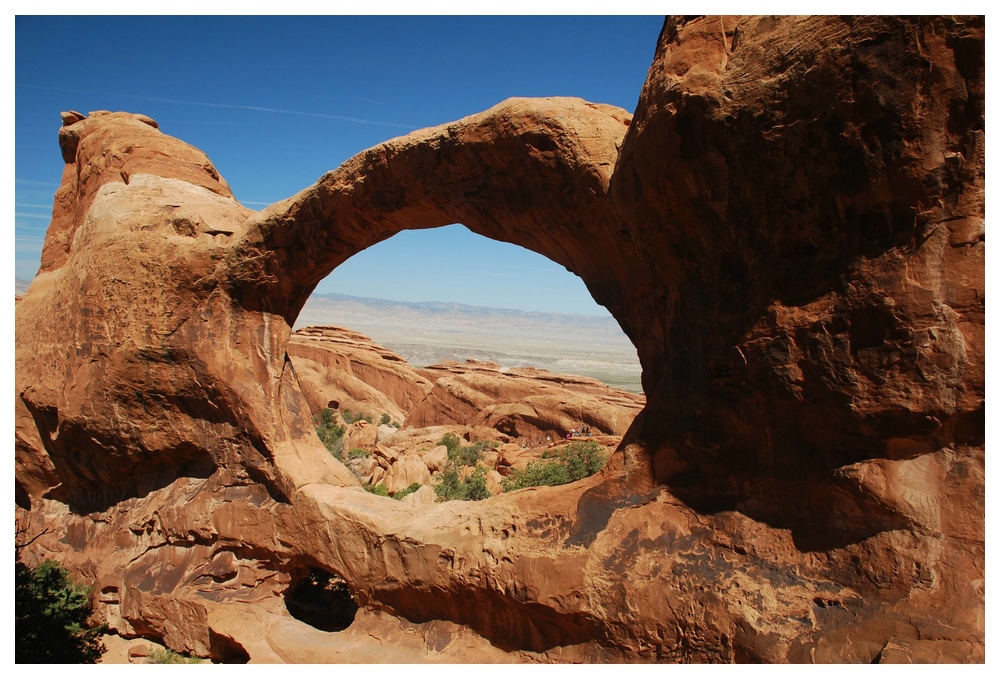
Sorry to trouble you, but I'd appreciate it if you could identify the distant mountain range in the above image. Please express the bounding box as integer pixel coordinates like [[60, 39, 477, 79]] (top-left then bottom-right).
[[297, 292, 630, 341], [297, 292, 642, 393]]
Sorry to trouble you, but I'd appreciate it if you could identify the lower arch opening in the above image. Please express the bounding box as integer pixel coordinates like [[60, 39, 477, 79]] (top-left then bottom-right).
[[285, 567, 360, 633]]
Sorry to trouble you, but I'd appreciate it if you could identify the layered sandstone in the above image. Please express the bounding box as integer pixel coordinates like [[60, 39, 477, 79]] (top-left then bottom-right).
[[287, 325, 643, 440], [15, 16, 983, 663], [287, 325, 433, 425], [410, 360, 644, 439]]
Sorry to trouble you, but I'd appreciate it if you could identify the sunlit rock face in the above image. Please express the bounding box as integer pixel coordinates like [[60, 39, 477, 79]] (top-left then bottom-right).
[[15, 16, 982, 663]]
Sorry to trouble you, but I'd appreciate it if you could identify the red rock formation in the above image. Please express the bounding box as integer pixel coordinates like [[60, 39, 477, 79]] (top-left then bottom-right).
[[408, 359, 644, 439], [287, 325, 433, 424], [15, 16, 983, 663], [286, 326, 642, 439]]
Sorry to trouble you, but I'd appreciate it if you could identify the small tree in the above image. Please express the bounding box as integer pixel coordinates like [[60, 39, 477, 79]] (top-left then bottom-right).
[[15, 555, 107, 663], [437, 433, 462, 457], [314, 408, 347, 460], [434, 464, 492, 502], [502, 441, 607, 492]]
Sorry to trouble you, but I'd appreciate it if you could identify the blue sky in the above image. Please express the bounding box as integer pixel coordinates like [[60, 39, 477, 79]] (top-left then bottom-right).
[[15, 15, 664, 316]]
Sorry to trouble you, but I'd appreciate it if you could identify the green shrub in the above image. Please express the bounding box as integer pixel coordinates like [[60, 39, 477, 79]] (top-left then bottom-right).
[[342, 409, 372, 425], [379, 413, 391, 426], [146, 648, 202, 664], [393, 483, 422, 501], [434, 466, 463, 501], [437, 432, 462, 456], [347, 448, 370, 460], [363, 483, 389, 497], [434, 464, 491, 502], [462, 468, 491, 501], [562, 441, 607, 480], [314, 408, 346, 461], [502, 441, 606, 492], [502, 460, 570, 491], [441, 437, 498, 468], [391, 420, 401, 428], [15, 557, 107, 663]]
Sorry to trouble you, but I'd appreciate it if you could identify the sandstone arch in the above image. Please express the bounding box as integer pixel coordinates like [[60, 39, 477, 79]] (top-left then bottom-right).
[[15, 16, 983, 662]]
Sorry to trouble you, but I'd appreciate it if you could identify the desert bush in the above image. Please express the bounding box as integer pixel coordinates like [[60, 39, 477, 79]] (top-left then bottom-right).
[[562, 441, 607, 480], [379, 413, 391, 426], [433, 464, 491, 502], [15, 556, 107, 663], [437, 432, 462, 456], [363, 483, 389, 497], [314, 408, 346, 461], [146, 648, 203, 664], [439, 436, 497, 468], [393, 483, 422, 500], [502, 460, 570, 491], [342, 409, 372, 425], [347, 448, 370, 460], [462, 468, 491, 501], [502, 441, 606, 492]]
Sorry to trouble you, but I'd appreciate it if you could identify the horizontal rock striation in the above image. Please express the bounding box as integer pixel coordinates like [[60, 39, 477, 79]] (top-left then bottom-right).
[[408, 360, 644, 439], [287, 325, 434, 424], [15, 16, 983, 663]]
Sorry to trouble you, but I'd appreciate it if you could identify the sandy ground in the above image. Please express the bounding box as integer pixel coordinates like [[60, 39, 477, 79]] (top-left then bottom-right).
[[98, 634, 209, 664]]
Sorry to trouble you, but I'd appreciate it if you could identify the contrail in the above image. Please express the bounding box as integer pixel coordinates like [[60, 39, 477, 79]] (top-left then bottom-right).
[[18, 84, 416, 129]]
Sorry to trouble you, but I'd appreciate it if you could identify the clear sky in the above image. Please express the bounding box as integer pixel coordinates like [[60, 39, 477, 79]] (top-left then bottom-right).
[[14, 15, 664, 316]]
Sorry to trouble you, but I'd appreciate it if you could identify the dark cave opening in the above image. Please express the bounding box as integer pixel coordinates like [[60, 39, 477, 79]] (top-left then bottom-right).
[[285, 567, 359, 632]]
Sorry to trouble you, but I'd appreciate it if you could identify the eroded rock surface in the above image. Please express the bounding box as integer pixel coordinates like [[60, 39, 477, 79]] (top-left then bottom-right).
[[288, 325, 644, 440], [410, 360, 644, 439], [288, 326, 433, 425], [15, 16, 983, 663]]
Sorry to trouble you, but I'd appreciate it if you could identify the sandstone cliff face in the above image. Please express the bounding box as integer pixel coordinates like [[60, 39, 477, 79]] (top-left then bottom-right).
[[15, 16, 983, 663], [286, 325, 643, 440], [287, 325, 433, 424], [408, 360, 644, 439]]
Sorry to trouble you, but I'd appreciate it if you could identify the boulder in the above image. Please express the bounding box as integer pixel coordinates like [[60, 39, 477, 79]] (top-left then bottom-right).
[[386, 456, 432, 495], [343, 421, 378, 451], [420, 445, 449, 473], [376, 424, 398, 442], [399, 485, 436, 506]]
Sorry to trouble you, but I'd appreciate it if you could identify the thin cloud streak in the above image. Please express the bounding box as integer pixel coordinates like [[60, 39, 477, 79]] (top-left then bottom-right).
[[19, 84, 416, 130], [16, 213, 52, 219], [16, 178, 60, 186], [16, 203, 54, 209]]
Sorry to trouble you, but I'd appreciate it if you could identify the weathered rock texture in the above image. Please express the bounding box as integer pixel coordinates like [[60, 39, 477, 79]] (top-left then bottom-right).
[[287, 324, 643, 440], [410, 360, 644, 439], [288, 325, 433, 425], [15, 16, 983, 663]]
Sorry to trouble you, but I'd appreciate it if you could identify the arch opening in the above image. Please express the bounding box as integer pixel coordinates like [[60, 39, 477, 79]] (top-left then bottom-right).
[[295, 224, 642, 392], [284, 567, 359, 633], [285, 225, 647, 501]]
